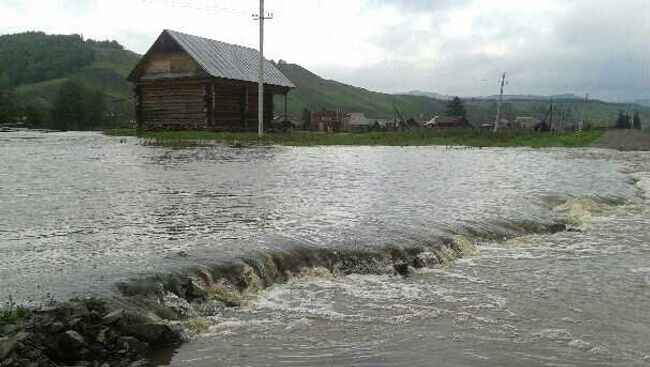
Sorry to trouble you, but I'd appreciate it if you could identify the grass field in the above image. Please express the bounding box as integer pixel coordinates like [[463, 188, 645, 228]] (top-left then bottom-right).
[[104, 129, 605, 148]]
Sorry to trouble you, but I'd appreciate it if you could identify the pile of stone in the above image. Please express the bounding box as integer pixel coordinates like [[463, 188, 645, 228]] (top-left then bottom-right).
[[0, 299, 183, 367]]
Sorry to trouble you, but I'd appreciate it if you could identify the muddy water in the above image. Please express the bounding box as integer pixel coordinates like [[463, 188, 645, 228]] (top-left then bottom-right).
[[1, 131, 649, 365], [165, 153, 650, 367]]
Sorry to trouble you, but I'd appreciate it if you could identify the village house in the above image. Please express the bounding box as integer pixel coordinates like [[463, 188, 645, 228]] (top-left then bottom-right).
[[343, 112, 374, 132], [127, 30, 294, 131], [512, 117, 540, 131], [310, 108, 344, 132]]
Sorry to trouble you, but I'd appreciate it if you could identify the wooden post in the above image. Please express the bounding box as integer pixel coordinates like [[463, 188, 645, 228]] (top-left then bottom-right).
[[134, 85, 142, 130], [203, 84, 210, 128], [284, 92, 288, 122], [241, 86, 248, 131], [211, 85, 216, 128]]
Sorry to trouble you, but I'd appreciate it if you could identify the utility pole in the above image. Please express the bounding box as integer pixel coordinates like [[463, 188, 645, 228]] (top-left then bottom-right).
[[493, 72, 506, 133], [253, 0, 273, 138], [627, 103, 634, 131], [549, 98, 554, 132], [579, 94, 588, 132]]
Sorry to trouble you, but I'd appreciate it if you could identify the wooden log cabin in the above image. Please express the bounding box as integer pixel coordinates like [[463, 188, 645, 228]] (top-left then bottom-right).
[[127, 30, 295, 131]]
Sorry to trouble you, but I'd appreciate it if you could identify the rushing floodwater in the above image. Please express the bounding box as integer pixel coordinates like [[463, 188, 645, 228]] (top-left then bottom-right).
[[1, 131, 649, 366]]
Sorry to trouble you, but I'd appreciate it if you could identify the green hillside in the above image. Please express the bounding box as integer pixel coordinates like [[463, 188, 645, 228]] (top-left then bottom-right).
[[0, 32, 140, 128], [275, 62, 446, 120]]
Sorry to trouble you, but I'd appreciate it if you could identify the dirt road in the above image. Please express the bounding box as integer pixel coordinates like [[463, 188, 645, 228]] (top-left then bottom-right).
[[591, 130, 650, 151]]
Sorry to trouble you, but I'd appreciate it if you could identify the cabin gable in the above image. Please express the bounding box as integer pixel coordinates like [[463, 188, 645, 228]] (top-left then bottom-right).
[[140, 52, 202, 80], [128, 31, 208, 82]]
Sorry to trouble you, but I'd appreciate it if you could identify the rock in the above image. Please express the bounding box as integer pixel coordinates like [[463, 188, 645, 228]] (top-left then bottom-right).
[[96, 327, 109, 344], [50, 321, 65, 333], [118, 336, 149, 355], [0, 331, 27, 360], [0, 337, 19, 360], [71, 303, 90, 318], [102, 309, 124, 325], [62, 330, 86, 347], [130, 360, 153, 367], [393, 263, 410, 276], [68, 317, 83, 328], [120, 319, 182, 345], [0, 323, 19, 335]]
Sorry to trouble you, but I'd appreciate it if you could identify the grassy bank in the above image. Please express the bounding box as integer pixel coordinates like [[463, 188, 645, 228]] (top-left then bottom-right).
[[104, 129, 605, 148]]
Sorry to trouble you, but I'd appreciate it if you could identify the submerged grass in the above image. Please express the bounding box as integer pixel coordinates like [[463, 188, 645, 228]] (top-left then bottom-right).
[[0, 296, 32, 323], [104, 129, 605, 148]]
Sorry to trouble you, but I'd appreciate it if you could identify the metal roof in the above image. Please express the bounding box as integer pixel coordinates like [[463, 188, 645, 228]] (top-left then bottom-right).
[[165, 30, 294, 88]]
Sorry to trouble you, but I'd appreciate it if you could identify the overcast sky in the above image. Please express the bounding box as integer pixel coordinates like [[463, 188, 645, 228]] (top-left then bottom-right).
[[1, 0, 648, 101]]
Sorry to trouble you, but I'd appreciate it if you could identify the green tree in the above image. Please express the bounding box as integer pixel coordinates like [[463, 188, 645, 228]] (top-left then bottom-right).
[[302, 108, 312, 130], [23, 99, 49, 127], [85, 90, 106, 130], [633, 112, 642, 130], [52, 80, 87, 130], [616, 111, 631, 129], [0, 73, 10, 90], [0, 89, 19, 124], [446, 97, 466, 117], [51, 80, 105, 131], [0, 32, 95, 88]]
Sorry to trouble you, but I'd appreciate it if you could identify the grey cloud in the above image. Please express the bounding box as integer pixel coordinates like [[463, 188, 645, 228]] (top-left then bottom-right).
[[365, 0, 471, 12], [334, 0, 650, 101]]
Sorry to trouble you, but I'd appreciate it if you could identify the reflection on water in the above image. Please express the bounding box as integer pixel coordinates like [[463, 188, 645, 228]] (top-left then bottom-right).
[[1, 131, 649, 366]]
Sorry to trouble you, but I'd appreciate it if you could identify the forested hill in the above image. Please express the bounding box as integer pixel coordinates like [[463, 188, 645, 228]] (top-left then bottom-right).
[[0, 32, 140, 129]]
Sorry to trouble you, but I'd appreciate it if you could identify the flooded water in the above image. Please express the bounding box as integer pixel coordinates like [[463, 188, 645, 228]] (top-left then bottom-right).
[[1, 131, 649, 366]]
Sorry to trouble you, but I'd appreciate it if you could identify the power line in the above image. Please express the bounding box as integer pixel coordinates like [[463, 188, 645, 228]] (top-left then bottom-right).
[[141, 0, 250, 15]]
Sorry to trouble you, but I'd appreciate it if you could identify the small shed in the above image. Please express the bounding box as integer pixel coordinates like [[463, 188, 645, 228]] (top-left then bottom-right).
[[310, 108, 344, 132], [424, 116, 472, 129], [127, 30, 294, 131]]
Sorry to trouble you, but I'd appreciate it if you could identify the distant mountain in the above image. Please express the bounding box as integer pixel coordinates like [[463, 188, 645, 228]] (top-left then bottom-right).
[[404, 90, 448, 100], [632, 99, 650, 107], [404, 91, 586, 102], [481, 93, 585, 101]]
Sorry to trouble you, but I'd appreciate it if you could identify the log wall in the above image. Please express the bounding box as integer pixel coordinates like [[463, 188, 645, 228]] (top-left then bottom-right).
[[136, 79, 281, 131], [138, 80, 207, 130], [207, 83, 274, 131]]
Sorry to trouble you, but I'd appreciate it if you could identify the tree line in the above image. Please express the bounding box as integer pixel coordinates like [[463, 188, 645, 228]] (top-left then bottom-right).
[[0, 32, 95, 88], [0, 80, 107, 130], [615, 111, 642, 130]]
